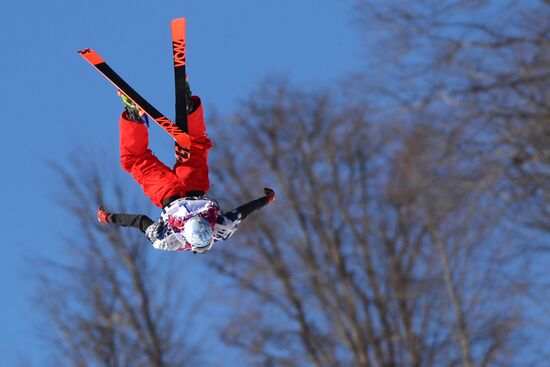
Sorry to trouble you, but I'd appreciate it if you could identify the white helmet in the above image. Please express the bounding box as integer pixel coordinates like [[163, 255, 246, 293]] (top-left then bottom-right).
[[183, 216, 214, 253]]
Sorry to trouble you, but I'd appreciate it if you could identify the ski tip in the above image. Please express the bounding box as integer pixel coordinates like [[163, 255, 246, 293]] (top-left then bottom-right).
[[171, 17, 186, 36], [77, 49, 104, 65], [171, 17, 186, 24], [171, 18, 186, 67]]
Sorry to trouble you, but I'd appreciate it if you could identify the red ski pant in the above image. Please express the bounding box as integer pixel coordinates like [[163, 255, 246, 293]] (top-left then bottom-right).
[[119, 97, 212, 208]]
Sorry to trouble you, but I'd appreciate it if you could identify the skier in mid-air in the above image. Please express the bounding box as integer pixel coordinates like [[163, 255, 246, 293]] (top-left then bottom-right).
[[97, 87, 275, 254]]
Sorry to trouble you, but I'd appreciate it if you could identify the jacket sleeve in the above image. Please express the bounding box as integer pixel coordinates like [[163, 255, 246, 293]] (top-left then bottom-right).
[[212, 196, 270, 241], [109, 213, 154, 233]]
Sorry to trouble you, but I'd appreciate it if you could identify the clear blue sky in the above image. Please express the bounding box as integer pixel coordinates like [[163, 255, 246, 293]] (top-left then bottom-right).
[[0, 0, 360, 364]]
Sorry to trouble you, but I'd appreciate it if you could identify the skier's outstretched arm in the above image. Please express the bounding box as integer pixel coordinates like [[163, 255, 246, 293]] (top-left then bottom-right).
[[213, 188, 275, 241], [98, 206, 191, 251], [97, 207, 154, 233], [229, 188, 275, 220]]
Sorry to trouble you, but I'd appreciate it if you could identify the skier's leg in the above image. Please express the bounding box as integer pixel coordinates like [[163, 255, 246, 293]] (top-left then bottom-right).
[[120, 113, 187, 207], [173, 96, 212, 194]]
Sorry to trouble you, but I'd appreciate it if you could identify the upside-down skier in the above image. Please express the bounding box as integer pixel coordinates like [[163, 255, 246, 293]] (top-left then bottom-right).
[[97, 87, 275, 254]]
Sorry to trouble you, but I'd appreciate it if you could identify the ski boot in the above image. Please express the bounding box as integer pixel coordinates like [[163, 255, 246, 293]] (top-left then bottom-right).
[[185, 81, 197, 114], [119, 91, 149, 125], [175, 81, 195, 162]]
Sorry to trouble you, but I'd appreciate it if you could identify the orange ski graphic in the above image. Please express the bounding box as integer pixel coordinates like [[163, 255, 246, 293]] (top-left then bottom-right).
[[171, 17, 189, 133]]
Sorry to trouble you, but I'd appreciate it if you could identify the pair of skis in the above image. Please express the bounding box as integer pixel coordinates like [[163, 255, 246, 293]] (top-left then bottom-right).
[[78, 17, 191, 160]]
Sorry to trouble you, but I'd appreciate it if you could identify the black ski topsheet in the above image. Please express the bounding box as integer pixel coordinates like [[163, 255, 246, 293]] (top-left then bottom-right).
[[78, 48, 190, 157], [171, 17, 188, 133]]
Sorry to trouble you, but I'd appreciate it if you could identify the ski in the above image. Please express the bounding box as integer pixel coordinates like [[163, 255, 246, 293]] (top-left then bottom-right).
[[77, 48, 191, 158], [171, 17, 188, 133]]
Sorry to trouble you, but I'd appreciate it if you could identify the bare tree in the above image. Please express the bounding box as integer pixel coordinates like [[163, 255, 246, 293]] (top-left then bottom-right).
[[204, 80, 525, 367], [354, 0, 550, 237], [353, 1, 550, 363], [32, 153, 206, 367]]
